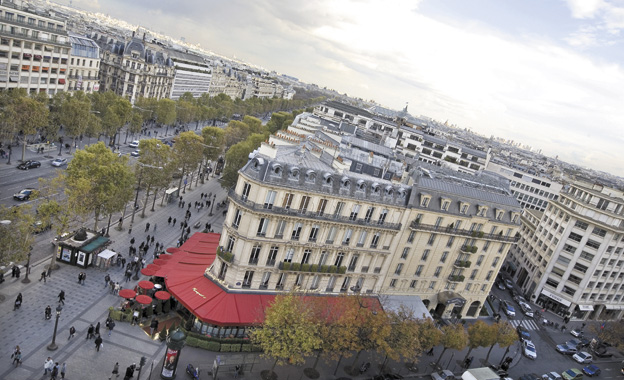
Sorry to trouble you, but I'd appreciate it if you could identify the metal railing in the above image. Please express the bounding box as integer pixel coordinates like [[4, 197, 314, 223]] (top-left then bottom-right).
[[410, 220, 519, 243]]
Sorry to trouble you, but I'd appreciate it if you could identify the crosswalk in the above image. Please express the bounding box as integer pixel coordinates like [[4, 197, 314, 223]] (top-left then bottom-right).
[[508, 319, 540, 330]]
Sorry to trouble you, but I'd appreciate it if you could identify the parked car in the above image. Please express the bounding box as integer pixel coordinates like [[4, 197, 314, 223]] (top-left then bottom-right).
[[505, 279, 514, 289], [17, 160, 41, 170], [570, 328, 583, 337], [50, 158, 67, 167], [33, 220, 52, 234], [572, 352, 593, 364], [503, 301, 516, 317], [542, 372, 563, 380], [582, 365, 600, 377], [431, 370, 455, 380], [561, 368, 583, 380], [514, 294, 528, 304], [556, 344, 578, 355], [523, 340, 537, 360], [130, 150, 140, 157], [517, 325, 531, 342], [13, 188, 36, 201], [129, 140, 140, 148], [497, 281, 506, 290], [568, 339, 590, 349], [519, 302, 534, 318]]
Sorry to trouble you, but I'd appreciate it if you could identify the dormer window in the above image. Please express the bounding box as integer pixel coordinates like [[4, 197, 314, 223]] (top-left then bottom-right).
[[371, 183, 381, 195], [385, 186, 394, 196], [398, 188, 407, 199], [341, 176, 350, 189], [356, 179, 366, 191], [477, 206, 488, 217], [305, 170, 316, 183], [421, 193, 431, 208], [289, 166, 300, 180], [511, 212, 520, 223], [441, 198, 451, 211], [323, 172, 333, 186], [272, 163, 283, 176], [459, 202, 470, 214], [251, 157, 264, 171], [495, 209, 504, 221]]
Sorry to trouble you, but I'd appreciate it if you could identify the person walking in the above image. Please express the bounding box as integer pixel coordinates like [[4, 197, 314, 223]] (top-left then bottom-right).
[[45, 305, 52, 320], [51, 362, 59, 380], [95, 321, 101, 336], [81, 272, 87, 284], [172, 217, 177, 227], [111, 362, 120, 379], [60, 362, 66, 379], [40, 270, 47, 282], [68, 326, 76, 340], [44, 357, 54, 376], [105, 273, 111, 288], [149, 318, 159, 337], [94, 334, 103, 352], [77, 272, 82, 284], [107, 319, 115, 336], [58, 290, 65, 305], [145, 222, 150, 232], [168, 216, 172, 225], [12, 349, 21, 367], [87, 324, 94, 339], [130, 237, 135, 245], [14, 293, 22, 310], [153, 223, 157, 232]]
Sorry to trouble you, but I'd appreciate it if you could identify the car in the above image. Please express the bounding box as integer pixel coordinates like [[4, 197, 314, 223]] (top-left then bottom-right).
[[556, 344, 578, 355], [50, 158, 68, 167], [542, 372, 563, 380], [17, 160, 41, 170], [503, 301, 516, 317], [130, 150, 140, 157], [568, 338, 590, 349], [431, 370, 455, 380], [572, 352, 593, 364], [13, 188, 35, 201], [561, 368, 583, 380], [505, 279, 514, 289], [517, 325, 531, 342], [570, 328, 583, 337], [129, 140, 140, 148], [519, 302, 534, 318], [582, 365, 600, 377], [567, 339, 581, 348], [33, 220, 51, 234], [514, 294, 527, 304], [523, 340, 537, 360], [497, 282, 506, 290]]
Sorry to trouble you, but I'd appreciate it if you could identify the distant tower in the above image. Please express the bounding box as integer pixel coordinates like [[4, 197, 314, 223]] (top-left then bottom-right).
[[403, 102, 408, 113]]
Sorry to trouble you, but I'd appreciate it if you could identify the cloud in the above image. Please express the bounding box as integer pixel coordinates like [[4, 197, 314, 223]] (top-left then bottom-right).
[[564, 0, 607, 19]]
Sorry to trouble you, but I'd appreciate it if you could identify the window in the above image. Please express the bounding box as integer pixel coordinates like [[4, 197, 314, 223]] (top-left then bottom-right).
[[364, 207, 375, 222], [492, 257, 499, 267], [460, 203, 469, 214], [326, 226, 337, 244], [291, 223, 303, 240], [441, 200, 450, 211], [299, 196, 311, 212], [310, 275, 320, 290], [470, 270, 478, 280], [317, 199, 327, 216], [401, 247, 410, 259], [257, 218, 269, 236], [592, 227, 607, 237], [334, 201, 345, 217], [421, 249, 430, 261], [574, 220, 588, 230], [276, 273, 286, 289], [226, 236, 235, 252], [284, 248, 294, 263], [407, 231, 415, 243], [325, 276, 336, 292], [275, 220, 286, 238], [421, 195, 431, 207], [429, 281, 436, 289], [309, 225, 319, 242], [301, 249, 311, 265], [486, 270, 493, 280], [241, 182, 251, 201], [410, 280, 417, 288], [573, 262, 588, 272], [283, 193, 294, 209], [370, 232, 380, 248], [440, 251, 448, 263], [586, 239, 601, 249], [264, 191, 276, 209], [348, 254, 360, 271], [334, 252, 345, 267], [446, 236, 455, 248], [318, 251, 328, 266], [266, 246, 278, 266], [433, 266, 442, 277], [477, 255, 484, 266], [568, 232, 583, 242], [218, 262, 228, 280], [349, 204, 361, 220], [357, 230, 368, 246], [342, 229, 353, 245], [378, 209, 388, 224], [579, 251, 594, 261], [415, 265, 423, 276], [427, 234, 436, 245], [249, 245, 261, 265], [260, 272, 271, 289]]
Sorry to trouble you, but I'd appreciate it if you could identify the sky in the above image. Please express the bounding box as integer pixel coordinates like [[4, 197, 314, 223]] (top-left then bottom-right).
[[67, 0, 624, 177]]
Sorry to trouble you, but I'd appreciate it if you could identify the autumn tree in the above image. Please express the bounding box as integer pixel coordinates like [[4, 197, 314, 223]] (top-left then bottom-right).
[[377, 306, 422, 374], [137, 139, 174, 216], [10, 95, 49, 161], [436, 323, 468, 366], [489, 321, 517, 365], [589, 322, 624, 350], [464, 320, 497, 361], [172, 131, 204, 193], [251, 293, 322, 376], [201, 126, 225, 162], [0, 204, 36, 267]]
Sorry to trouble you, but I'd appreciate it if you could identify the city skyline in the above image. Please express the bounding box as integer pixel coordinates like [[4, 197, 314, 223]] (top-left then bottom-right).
[[66, 0, 624, 177]]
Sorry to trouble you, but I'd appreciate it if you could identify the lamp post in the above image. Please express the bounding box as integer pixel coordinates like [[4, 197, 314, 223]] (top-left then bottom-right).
[[47, 304, 63, 351], [209, 194, 216, 216], [21, 250, 32, 284], [6, 145, 11, 165]]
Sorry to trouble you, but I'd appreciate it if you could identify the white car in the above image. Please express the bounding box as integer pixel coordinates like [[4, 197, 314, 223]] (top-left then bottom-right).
[[51, 158, 67, 167], [519, 302, 534, 318], [130, 150, 140, 157], [570, 328, 583, 337], [523, 340, 537, 360], [572, 352, 592, 364], [503, 301, 516, 317], [129, 140, 140, 148]]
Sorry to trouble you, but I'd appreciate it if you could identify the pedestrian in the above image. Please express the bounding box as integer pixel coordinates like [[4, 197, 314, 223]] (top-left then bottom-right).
[[132, 309, 140, 325], [150, 318, 159, 336], [44, 357, 54, 375], [105, 273, 111, 288], [125, 268, 132, 282], [58, 290, 65, 305], [40, 270, 47, 282], [186, 226, 191, 235], [51, 362, 59, 380], [141, 258, 146, 268], [94, 334, 103, 352], [181, 200, 185, 208], [77, 272, 81, 284], [110, 280, 116, 294], [11, 265, 16, 278], [208, 223, 211, 231], [130, 237, 135, 245], [61, 362, 66, 379], [172, 217, 177, 227], [145, 223, 150, 232], [87, 324, 94, 339], [68, 326, 76, 340], [14, 293, 22, 310], [112, 362, 120, 379], [153, 223, 157, 232], [95, 321, 101, 335], [168, 216, 172, 225], [12, 348, 21, 366], [125, 364, 136, 379], [108, 319, 115, 336], [45, 305, 52, 320], [234, 364, 241, 378], [81, 272, 87, 284]]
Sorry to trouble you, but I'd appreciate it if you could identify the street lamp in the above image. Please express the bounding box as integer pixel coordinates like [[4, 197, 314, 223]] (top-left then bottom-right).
[[209, 194, 216, 216], [128, 162, 163, 235], [47, 304, 63, 351]]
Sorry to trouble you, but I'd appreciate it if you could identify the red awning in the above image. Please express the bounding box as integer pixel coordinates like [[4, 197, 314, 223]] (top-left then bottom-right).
[[159, 254, 173, 260], [140, 268, 157, 276], [166, 247, 179, 254], [153, 258, 167, 266], [136, 295, 153, 305], [155, 291, 171, 300], [147, 264, 161, 270], [138, 280, 154, 290], [119, 289, 136, 299]]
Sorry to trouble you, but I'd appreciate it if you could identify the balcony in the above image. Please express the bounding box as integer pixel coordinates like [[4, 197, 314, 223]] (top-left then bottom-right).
[[453, 260, 472, 268], [229, 189, 402, 231], [409, 220, 519, 243], [448, 274, 465, 283], [461, 245, 478, 254], [278, 262, 347, 274], [217, 247, 234, 263]]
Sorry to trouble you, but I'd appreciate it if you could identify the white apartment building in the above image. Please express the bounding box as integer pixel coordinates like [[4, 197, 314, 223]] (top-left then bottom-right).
[[67, 32, 99, 93], [507, 182, 624, 321], [169, 51, 211, 99], [486, 161, 563, 212], [0, 0, 70, 95]]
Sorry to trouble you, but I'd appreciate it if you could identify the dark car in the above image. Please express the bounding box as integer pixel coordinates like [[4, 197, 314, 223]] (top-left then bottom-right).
[[17, 160, 41, 170], [582, 365, 600, 377], [13, 188, 35, 201], [517, 325, 531, 342], [556, 344, 578, 355]]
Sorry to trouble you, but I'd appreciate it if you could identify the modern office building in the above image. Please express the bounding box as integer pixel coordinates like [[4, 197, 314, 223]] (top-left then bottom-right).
[[168, 50, 211, 99], [507, 182, 624, 321], [0, 0, 70, 94], [67, 32, 99, 93]]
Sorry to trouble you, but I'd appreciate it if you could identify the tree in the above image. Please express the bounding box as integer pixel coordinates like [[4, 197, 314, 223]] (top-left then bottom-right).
[[221, 134, 263, 190], [57, 91, 92, 152], [137, 139, 174, 215], [242, 115, 263, 134], [436, 323, 468, 365], [0, 204, 35, 267], [377, 306, 422, 374], [201, 126, 225, 162], [91, 91, 132, 147], [156, 98, 176, 126], [224, 120, 251, 149], [65, 142, 134, 231], [10, 95, 49, 161], [464, 320, 497, 361], [491, 321, 517, 365], [251, 293, 322, 374], [172, 131, 204, 194], [589, 322, 624, 350]]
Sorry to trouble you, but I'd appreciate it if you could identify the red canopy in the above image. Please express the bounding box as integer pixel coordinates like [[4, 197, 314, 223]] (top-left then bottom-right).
[[119, 289, 136, 299], [138, 280, 154, 290], [153, 258, 167, 266], [136, 295, 153, 305], [166, 247, 179, 254], [155, 291, 171, 300], [146, 263, 161, 271], [140, 268, 157, 276], [159, 254, 172, 260]]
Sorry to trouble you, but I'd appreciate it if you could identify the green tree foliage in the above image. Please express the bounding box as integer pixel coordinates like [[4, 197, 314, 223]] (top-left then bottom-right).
[[176, 99, 196, 125], [91, 91, 132, 146], [201, 126, 225, 162], [436, 323, 469, 365], [265, 111, 294, 134], [224, 120, 251, 149], [0, 204, 35, 267], [378, 306, 422, 372], [156, 98, 176, 126], [10, 95, 50, 161], [172, 131, 204, 192], [57, 91, 92, 152], [65, 142, 134, 231], [464, 320, 497, 360], [251, 293, 322, 371], [221, 133, 267, 189], [138, 139, 174, 215]]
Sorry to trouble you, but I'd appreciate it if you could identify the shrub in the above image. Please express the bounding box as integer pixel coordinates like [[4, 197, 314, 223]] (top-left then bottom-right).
[[221, 344, 231, 352], [252, 344, 263, 352], [282, 262, 291, 270], [338, 266, 347, 274], [320, 265, 329, 273], [186, 336, 200, 347], [230, 344, 241, 352], [310, 264, 318, 272], [301, 263, 310, 272], [241, 344, 252, 352], [290, 263, 301, 271], [328, 266, 337, 273]]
